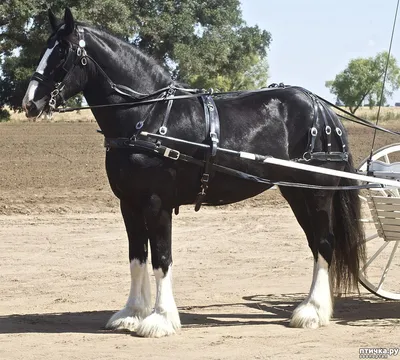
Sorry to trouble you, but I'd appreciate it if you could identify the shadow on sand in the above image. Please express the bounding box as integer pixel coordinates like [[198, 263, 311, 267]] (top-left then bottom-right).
[[0, 293, 398, 334]]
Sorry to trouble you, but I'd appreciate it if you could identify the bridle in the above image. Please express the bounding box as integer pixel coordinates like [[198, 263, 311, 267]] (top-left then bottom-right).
[[30, 26, 189, 127], [30, 27, 89, 114], [30, 25, 210, 135]]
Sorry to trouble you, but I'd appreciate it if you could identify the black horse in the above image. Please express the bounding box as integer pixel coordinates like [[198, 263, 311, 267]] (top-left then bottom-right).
[[23, 8, 365, 337]]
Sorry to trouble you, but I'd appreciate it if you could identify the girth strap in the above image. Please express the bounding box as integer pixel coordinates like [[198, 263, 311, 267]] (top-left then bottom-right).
[[194, 95, 220, 212]]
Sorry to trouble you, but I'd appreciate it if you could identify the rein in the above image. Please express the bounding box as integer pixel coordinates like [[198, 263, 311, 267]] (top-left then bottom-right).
[[52, 82, 400, 138]]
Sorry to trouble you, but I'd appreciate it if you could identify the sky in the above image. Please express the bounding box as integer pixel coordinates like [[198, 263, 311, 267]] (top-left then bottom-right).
[[240, 0, 400, 105]]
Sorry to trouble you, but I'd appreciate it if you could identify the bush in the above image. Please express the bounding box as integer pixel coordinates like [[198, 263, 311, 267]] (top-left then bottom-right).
[[0, 108, 11, 122]]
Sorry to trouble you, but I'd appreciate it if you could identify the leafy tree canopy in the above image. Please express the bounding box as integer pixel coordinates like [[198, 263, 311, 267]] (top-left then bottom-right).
[[0, 0, 271, 110], [326, 52, 400, 114]]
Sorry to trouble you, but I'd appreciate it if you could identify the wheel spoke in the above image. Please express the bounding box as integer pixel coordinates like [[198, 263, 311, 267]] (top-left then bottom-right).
[[365, 234, 379, 243], [376, 241, 399, 291], [384, 154, 390, 163], [361, 241, 389, 272]]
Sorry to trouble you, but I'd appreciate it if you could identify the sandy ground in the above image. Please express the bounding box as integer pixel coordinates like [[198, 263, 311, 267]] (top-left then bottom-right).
[[0, 121, 399, 359], [0, 208, 399, 360]]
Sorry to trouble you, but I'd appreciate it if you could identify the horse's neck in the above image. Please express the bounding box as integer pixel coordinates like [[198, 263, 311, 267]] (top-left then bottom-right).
[[86, 28, 170, 94], [82, 28, 171, 136]]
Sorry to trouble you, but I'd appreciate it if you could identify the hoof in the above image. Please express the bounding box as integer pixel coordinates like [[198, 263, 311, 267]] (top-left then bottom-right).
[[136, 311, 181, 338], [106, 306, 151, 332], [289, 302, 330, 329]]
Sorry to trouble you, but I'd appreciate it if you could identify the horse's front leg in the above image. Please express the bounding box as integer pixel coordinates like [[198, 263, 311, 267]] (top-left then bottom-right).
[[136, 194, 181, 338], [106, 199, 152, 331]]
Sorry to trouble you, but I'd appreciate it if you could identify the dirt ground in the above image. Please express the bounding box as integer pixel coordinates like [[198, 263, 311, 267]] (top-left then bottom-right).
[[0, 120, 399, 360]]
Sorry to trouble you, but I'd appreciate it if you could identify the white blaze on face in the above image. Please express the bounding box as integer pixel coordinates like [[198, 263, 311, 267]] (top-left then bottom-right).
[[23, 41, 59, 106]]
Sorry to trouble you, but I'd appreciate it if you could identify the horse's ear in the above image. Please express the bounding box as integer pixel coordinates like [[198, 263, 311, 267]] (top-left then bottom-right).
[[63, 7, 75, 35], [48, 9, 59, 31]]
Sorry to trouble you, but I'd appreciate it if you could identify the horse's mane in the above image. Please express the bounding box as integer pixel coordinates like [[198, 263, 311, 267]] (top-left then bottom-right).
[[78, 22, 172, 84]]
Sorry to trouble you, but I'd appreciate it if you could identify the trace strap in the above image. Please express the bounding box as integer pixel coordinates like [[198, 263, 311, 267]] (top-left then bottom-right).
[[103, 134, 385, 192]]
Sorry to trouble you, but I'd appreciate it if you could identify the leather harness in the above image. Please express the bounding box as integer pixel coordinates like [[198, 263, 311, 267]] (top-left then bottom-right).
[[194, 94, 220, 211], [103, 86, 350, 211], [104, 93, 221, 212], [32, 27, 354, 210]]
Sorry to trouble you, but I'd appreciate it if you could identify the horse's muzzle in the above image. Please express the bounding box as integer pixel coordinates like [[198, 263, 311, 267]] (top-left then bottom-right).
[[23, 98, 48, 118]]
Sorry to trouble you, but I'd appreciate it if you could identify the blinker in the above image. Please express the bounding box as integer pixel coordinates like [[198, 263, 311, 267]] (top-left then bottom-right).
[[62, 47, 75, 73]]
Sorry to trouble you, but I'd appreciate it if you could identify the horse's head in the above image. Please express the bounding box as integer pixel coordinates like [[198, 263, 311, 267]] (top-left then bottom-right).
[[22, 8, 87, 118]]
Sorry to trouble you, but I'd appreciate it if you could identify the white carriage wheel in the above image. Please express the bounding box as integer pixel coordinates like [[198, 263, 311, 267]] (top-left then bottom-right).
[[357, 143, 400, 300]]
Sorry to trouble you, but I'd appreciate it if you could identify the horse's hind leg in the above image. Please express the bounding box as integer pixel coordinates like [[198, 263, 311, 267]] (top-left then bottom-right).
[[106, 200, 152, 331], [280, 187, 333, 328], [136, 194, 181, 338]]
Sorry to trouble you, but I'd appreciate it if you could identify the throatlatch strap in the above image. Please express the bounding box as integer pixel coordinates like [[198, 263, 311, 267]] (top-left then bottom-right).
[[194, 95, 220, 211]]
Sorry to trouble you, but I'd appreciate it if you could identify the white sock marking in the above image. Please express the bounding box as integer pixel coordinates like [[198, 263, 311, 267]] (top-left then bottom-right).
[[153, 267, 177, 314], [126, 259, 151, 309], [106, 259, 151, 331], [290, 253, 332, 328], [136, 265, 181, 337]]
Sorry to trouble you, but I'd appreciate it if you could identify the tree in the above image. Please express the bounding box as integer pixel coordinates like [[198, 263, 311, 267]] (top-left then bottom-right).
[[326, 52, 400, 114], [0, 0, 271, 110]]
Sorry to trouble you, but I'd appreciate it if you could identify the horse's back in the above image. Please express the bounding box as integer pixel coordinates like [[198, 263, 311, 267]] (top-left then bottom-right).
[[213, 87, 314, 160]]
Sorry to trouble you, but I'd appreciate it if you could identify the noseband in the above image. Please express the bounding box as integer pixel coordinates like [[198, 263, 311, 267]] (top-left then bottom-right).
[[30, 28, 88, 113]]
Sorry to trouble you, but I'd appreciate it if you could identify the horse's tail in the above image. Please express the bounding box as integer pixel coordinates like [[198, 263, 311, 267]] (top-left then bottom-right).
[[331, 153, 366, 294]]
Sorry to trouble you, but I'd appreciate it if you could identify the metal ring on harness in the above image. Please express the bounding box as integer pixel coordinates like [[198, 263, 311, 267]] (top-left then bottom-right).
[[336, 128, 343, 136], [136, 121, 144, 130], [311, 127, 318, 136], [325, 126, 331, 135], [159, 126, 168, 135], [302, 152, 312, 162]]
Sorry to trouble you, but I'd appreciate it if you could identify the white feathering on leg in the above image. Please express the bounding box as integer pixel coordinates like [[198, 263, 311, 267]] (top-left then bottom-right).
[[106, 259, 152, 331], [136, 265, 181, 337], [290, 253, 333, 328]]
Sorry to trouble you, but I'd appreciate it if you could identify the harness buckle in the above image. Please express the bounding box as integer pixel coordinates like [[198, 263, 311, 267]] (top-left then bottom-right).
[[163, 148, 180, 160], [210, 132, 219, 143], [201, 173, 210, 184], [167, 85, 175, 96]]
